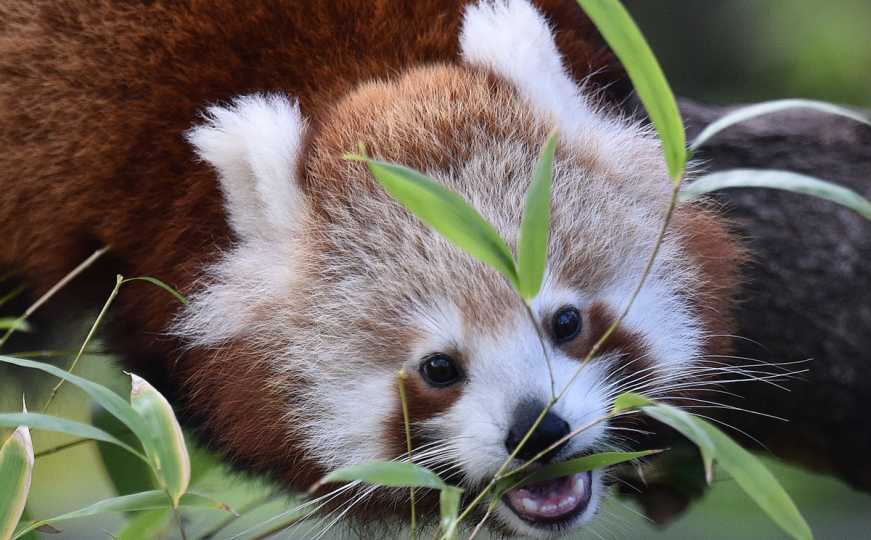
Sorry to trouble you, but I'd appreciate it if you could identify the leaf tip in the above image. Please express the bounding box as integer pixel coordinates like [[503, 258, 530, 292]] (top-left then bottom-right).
[[342, 152, 367, 162], [10, 425, 34, 463], [128, 372, 148, 397], [703, 459, 715, 485]]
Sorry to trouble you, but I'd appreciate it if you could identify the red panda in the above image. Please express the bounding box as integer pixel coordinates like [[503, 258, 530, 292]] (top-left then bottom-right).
[[0, 0, 741, 536]]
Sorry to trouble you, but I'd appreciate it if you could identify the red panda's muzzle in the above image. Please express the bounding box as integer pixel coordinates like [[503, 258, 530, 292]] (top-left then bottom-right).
[[503, 470, 593, 524]]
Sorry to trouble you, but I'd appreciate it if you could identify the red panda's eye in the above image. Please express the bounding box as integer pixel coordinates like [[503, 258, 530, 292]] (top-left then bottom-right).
[[420, 354, 463, 387], [552, 306, 582, 343]]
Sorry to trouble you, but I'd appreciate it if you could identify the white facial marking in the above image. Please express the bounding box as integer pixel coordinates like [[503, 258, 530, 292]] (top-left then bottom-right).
[[414, 269, 702, 537], [460, 0, 601, 139], [300, 368, 398, 470], [604, 273, 703, 373]]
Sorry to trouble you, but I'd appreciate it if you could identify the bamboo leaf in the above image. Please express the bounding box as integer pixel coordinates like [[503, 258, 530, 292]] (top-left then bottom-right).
[[0, 286, 26, 309], [14, 491, 230, 539], [93, 408, 157, 497], [612, 392, 715, 481], [698, 421, 813, 540], [577, 0, 686, 181], [0, 356, 151, 448], [517, 131, 558, 300], [641, 405, 716, 484], [351, 156, 520, 289], [219, 503, 306, 540], [129, 374, 191, 507], [0, 319, 30, 332], [611, 392, 652, 414], [615, 392, 813, 540], [681, 169, 871, 220], [312, 461, 446, 493], [121, 277, 189, 305], [494, 450, 661, 496], [0, 413, 147, 463], [439, 486, 463, 540], [1, 426, 33, 540], [690, 99, 871, 151], [115, 509, 174, 540]]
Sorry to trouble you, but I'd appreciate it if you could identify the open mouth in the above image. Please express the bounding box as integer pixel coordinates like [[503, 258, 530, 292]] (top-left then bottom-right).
[[503, 471, 593, 525]]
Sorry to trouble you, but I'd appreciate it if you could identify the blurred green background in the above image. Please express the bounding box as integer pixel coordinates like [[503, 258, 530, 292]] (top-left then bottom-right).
[[626, 0, 871, 107], [3, 1, 871, 539]]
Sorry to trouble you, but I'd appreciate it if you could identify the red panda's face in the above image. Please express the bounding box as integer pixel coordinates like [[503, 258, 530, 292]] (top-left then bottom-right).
[[176, 1, 740, 537]]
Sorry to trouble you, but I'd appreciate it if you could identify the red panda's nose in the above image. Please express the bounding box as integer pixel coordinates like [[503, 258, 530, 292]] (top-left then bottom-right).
[[505, 400, 571, 463]]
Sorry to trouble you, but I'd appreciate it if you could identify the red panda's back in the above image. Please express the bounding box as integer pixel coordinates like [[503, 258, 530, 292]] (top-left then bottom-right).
[[0, 0, 619, 294]]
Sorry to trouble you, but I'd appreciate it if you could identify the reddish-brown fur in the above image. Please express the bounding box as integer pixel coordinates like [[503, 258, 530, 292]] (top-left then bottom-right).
[[0, 2, 740, 518], [0, 0, 625, 486]]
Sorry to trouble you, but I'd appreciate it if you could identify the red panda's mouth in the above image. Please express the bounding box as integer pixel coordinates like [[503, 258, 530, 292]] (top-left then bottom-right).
[[503, 471, 592, 524]]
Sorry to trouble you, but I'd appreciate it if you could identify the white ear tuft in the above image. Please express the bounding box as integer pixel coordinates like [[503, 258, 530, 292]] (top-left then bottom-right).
[[460, 0, 597, 137], [187, 94, 307, 240]]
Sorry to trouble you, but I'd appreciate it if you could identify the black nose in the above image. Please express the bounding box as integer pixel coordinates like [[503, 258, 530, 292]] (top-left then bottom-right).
[[504, 400, 571, 462]]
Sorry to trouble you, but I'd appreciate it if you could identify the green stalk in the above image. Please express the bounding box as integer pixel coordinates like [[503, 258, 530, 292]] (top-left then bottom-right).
[[450, 182, 682, 531], [0, 247, 109, 350], [397, 370, 417, 540], [41, 274, 123, 412]]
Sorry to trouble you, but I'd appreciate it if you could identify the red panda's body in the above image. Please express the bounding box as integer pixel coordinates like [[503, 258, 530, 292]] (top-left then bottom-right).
[[0, 1, 740, 537], [0, 0, 624, 398]]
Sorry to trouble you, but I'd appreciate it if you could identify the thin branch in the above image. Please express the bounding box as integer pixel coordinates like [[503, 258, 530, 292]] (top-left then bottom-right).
[[34, 437, 92, 459], [397, 369, 417, 540], [450, 183, 683, 532], [522, 301, 556, 400], [42, 274, 123, 412], [0, 246, 109, 349]]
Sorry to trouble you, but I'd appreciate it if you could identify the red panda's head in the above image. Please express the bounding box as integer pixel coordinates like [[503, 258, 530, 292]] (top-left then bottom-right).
[[175, 1, 740, 536]]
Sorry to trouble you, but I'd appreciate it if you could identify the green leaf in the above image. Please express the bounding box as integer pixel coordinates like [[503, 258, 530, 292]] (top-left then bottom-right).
[[680, 169, 871, 221], [517, 131, 558, 300], [14, 491, 231, 539], [354, 156, 520, 289], [130, 374, 191, 507], [0, 319, 30, 332], [577, 0, 686, 181], [216, 503, 305, 540], [614, 392, 715, 482], [0, 356, 151, 448], [313, 461, 446, 492], [438, 486, 463, 540], [0, 412, 147, 463], [690, 99, 871, 151], [0, 286, 26, 309], [1, 426, 33, 540], [121, 277, 189, 305], [11, 509, 38, 540], [641, 405, 716, 484], [611, 392, 653, 414], [115, 509, 174, 540], [697, 421, 813, 540], [93, 408, 157, 497], [623, 393, 813, 540], [495, 450, 661, 496]]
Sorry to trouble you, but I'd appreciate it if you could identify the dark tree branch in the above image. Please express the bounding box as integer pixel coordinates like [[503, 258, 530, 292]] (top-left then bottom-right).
[[680, 99, 871, 490]]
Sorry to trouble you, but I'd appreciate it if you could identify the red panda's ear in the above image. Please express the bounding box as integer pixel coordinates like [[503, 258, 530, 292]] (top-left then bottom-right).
[[459, 0, 600, 139], [186, 94, 308, 242]]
